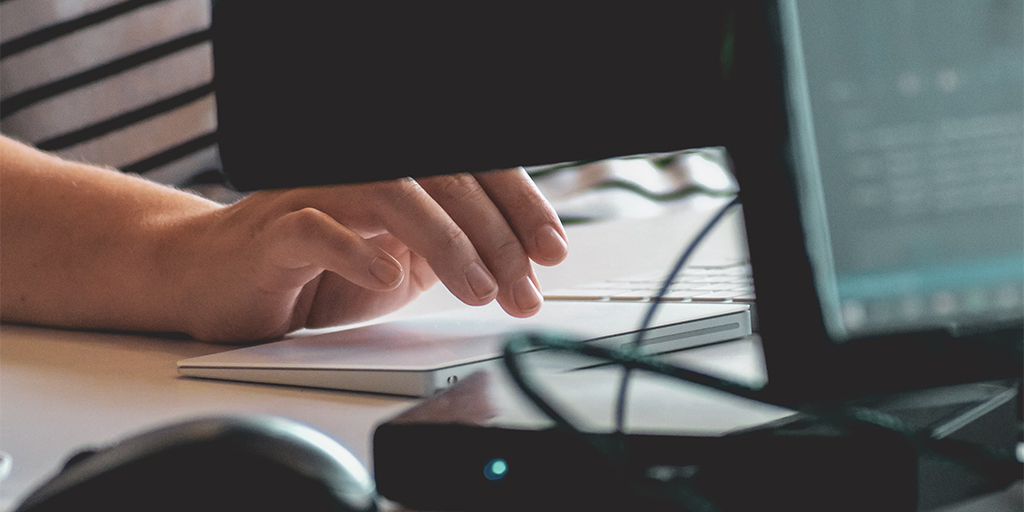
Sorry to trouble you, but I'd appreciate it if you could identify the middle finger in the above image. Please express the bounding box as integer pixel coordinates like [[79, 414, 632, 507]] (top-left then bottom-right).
[[417, 173, 543, 317]]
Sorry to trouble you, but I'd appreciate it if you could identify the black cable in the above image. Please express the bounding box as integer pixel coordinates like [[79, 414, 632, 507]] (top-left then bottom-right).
[[615, 197, 742, 435], [502, 333, 724, 512], [500, 194, 1021, 510], [504, 333, 1022, 491], [503, 197, 744, 512]]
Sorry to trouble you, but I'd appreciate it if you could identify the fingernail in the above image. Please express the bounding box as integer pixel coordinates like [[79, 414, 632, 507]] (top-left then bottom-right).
[[370, 256, 404, 287], [466, 262, 498, 300], [513, 275, 543, 313], [535, 224, 567, 262]]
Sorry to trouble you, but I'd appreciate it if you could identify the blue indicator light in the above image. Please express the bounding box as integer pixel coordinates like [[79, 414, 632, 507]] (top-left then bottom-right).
[[484, 457, 508, 481]]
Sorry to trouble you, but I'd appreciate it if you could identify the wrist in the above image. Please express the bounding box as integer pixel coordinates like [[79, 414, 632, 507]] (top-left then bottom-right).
[[151, 202, 227, 339]]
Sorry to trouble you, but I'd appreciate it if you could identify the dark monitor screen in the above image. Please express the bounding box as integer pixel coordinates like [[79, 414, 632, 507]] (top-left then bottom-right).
[[212, 2, 734, 191]]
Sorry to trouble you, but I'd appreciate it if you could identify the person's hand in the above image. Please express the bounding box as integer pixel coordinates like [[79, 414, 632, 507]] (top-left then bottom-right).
[[175, 168, 567, 342], [0, 136, 566, 343]]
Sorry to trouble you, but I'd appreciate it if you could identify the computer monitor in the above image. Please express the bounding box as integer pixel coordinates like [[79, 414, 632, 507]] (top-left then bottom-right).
[[730, 0, 1023, 404]]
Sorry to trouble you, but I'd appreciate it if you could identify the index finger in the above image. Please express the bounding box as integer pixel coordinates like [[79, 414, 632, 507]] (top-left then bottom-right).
[[365, 178, 500, 307], [473, 168, 568, 266]]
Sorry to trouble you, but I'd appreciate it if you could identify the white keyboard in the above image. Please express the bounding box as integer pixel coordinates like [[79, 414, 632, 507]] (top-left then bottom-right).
[[544, 261, 755, 304]]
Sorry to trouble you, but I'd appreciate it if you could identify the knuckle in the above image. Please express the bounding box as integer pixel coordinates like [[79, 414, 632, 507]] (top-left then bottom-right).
[[438, 224, 470, 254], [494, 235, 525, 258], [293, 207, 325, 226], [380, 177, 423, 203], [284, 207, 330, 238], [432, 173, 486, 204]]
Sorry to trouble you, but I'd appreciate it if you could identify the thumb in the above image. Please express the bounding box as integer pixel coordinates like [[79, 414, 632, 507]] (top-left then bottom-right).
[[260, 207, 404, 291]]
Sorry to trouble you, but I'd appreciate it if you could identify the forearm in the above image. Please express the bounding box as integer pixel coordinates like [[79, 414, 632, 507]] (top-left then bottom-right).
[[0, 135, 220, 334], [0, 133, 567, 343]]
